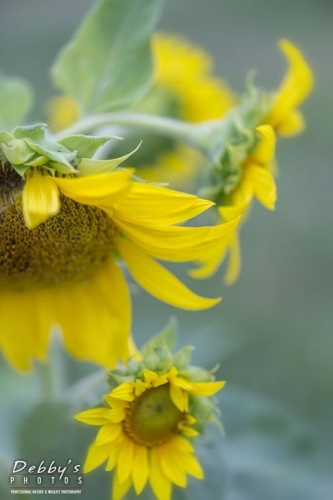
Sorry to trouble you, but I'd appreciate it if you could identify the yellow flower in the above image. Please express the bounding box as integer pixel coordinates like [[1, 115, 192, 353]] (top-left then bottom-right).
[[265, 39, 313, 137], [47, 95, 81, 133], [75, 367, 225, 500], [153, 33, 236, 124], [0, 164, 238, 371], [191, 125, 276, 284], [191, 40, 313, 284]]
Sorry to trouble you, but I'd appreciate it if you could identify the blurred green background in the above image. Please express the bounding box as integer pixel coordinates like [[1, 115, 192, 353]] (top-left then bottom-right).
[[0, 0, 332, 499]]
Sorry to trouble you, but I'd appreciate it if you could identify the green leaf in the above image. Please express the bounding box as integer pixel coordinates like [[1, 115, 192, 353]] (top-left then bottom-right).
[[51, 0, 165, 112], [0, 73, 33, 130], [78, 141, 140, 175], [58, 134, 120, 159], [13, 123, 47, 140]]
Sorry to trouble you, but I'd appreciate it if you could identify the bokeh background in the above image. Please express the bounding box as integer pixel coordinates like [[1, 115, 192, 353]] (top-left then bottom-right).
[[0, 0, 332, 499]]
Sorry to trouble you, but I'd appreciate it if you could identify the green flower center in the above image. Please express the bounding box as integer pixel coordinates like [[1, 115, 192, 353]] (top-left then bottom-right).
[[0, 189, 116, 293], [123, 384, 184, 447]]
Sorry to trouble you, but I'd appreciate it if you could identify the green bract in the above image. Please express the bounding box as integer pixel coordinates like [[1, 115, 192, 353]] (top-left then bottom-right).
[[107, 319, 222, 432], [0, 124, 138, 177]]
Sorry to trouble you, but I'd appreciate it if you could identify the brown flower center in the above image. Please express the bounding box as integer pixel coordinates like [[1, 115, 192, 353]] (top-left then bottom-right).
[[123, 384, 184, 447], [0, 193, 116, 292]]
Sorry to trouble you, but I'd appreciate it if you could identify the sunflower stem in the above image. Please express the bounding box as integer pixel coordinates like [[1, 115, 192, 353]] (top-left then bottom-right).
[[36, 332, 66, 401], [53, 111, 228, 157]]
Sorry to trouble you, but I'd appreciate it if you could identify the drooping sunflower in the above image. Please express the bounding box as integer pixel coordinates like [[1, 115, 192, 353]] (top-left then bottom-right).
[[191, 40, 313, 284], [0, 127, 238, 370], [75, 335, 225, 500]]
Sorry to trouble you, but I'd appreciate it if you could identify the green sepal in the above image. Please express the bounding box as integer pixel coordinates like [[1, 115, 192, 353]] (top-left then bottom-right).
[[25, 155, 49, 167], [77, 141, 141, 175], [141, 317, 178, 357], [0, 131, 14, 143], [12, 164, 30, 176], [1, 139, 35, 165], [49, 161, 78, 174], [13, 123, 47, 140], [58, 134, 120, 159], [172, 346, 194, 371], [0, 73, 34, 129], [23, 137, 77, 171]]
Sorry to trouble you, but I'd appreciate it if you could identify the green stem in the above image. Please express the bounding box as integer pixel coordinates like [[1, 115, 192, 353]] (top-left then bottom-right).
[[36, 334, 66, 401], [54, 111, 227, 157]]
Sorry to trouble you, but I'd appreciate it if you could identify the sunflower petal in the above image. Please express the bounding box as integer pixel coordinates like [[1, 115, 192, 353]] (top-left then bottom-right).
[[52, 169, 133, 206], [268, 39, 313, 134], [150, 448, 172, 500], [114, 182, 213, 225], [22, 171, 60, 229], [83, 443, 110, 473], [117, 238, 221, 310], [74, 408, 110, 426], [132, 446, 149, 494]]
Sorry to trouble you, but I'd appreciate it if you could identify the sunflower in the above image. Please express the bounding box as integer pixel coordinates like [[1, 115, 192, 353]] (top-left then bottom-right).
[[0, 127, 238, 370], [75, 339, 225, 500], [191, 40, 313, 284]]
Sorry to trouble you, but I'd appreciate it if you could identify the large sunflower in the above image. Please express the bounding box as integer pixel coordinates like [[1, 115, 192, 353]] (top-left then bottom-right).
[[0, 128, 238, 370]]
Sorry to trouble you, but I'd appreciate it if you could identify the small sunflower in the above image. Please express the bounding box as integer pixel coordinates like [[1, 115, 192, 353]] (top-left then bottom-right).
[[0, 126, 238, 370], [192, 40, 313, 284], [75, 331, 225, 500]]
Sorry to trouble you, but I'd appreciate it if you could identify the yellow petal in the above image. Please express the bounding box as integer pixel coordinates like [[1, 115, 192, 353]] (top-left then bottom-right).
[[110, 382, 135, 402], [47, 95, 81, 132], [135, 217, 241, 264], [57, 259, 131, 368], [22, 171, 60, 229], [132, 446, 149, 494], [112, 474, 132, 500], [254, 125, 276, 165], [74, 408, 110, 426], [180, 425, 199, 437], [158, 443, 187, 487], [224, 233, 241, 285], [190, 380, 226, 396], [169, 383, 189, 412], [104, 407, 127, 424], [183, 454, 204, 479], [114, 182, 214, 225], [247, 164, 277, 210], [95, 424, 122, 445], [268, 39, 313, 134], [277, 110, 305, 136], [150, 448, 172, 500], [84, 442, 110, 473], [117, 238, 221, 310], [116, 437, 135, 483], [52, 169, 133, 206], [0, 288, 50, 370], [172, 436, 194, 453]]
